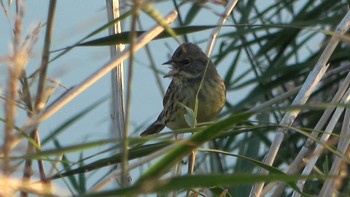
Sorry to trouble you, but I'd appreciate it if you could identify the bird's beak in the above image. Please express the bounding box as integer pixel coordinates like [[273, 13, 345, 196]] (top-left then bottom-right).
[[162, 59, 173, 65], [163, 59, 178, 78]]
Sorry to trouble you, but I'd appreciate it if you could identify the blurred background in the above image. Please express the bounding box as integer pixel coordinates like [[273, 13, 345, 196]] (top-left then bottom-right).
[[1, 0, 350, 196]]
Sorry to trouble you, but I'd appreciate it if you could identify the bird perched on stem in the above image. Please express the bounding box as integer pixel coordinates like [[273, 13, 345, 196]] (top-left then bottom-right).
[[140, 43, 226, 136]]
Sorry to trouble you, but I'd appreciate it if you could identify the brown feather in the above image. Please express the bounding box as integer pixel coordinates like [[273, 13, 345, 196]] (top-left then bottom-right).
[[140, 120, 165, 136], [140, 43, 226, 136]]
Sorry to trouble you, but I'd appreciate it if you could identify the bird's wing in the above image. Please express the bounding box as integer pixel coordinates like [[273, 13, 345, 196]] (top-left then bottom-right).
[[163, 80, 175, 106]]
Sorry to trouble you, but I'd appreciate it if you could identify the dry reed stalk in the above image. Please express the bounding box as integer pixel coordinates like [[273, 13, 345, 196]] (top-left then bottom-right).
[[106, 0, 130, 186], [250, 9, 350, 197], [319, 108, 350, 195], [21, 2, 56, 196], [264, 69, 350, 196]]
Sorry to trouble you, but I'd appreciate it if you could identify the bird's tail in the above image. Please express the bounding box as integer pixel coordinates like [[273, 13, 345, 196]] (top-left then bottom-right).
[[140, 120, 165, 136]]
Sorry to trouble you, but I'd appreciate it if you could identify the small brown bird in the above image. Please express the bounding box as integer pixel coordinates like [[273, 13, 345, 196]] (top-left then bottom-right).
[[140, 43, 226, 136]]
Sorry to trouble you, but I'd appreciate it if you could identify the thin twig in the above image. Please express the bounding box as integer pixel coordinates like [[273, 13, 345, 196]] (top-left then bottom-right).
[[205, 0, 238, 56], [121, 0, 140, 187], [21, 1, 56, 192]]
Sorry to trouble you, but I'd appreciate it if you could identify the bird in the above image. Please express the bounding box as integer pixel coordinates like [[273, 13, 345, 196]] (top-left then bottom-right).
[[140, 43, 226, 136]]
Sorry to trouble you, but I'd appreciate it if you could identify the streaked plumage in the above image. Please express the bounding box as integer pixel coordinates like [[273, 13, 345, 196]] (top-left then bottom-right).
[[140, 43, 226, 136]]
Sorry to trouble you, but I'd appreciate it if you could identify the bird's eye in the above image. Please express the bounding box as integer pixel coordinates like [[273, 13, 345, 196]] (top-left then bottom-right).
[[182, 58, 191, 66]]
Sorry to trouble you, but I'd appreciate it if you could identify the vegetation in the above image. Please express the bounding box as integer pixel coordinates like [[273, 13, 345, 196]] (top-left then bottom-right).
[[1, 0, 350, 196]]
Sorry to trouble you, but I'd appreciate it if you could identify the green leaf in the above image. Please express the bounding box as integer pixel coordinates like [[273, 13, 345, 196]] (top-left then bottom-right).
[[137, 112, 252, 183], [80, 174, 325, 196], [50, 142, 170, 180], [50, 11, 131, 61], [13, 139, 115, 160], [177, 102, 197, 128], [78, 26, 217, 46]]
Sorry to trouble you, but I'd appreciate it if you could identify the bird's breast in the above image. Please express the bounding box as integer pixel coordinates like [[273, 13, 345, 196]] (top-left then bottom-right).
[[166, 76, 225, 128]]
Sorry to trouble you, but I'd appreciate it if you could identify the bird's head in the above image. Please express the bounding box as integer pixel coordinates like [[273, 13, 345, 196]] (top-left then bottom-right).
[[163, 43, 213, 80]]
